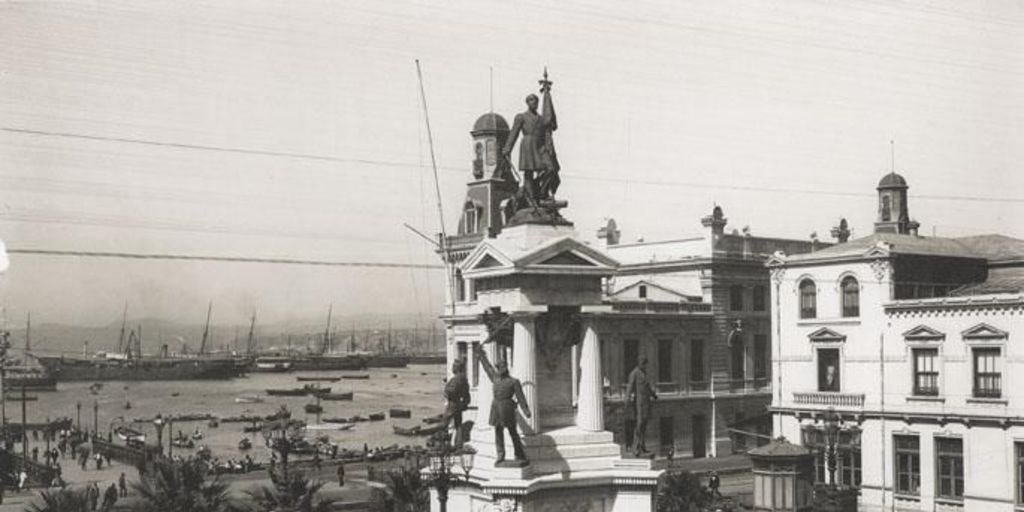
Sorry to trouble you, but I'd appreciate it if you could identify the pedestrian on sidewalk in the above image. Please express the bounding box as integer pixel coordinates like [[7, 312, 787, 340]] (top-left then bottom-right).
[[118, 472, 127, 497], [336, 462, 345, 487], [101, 482, 117, 511], [18, 469, 28, 490], [88, 483, 99, 511], [94, 453, 103, 470], [709, 470, 722, 498]]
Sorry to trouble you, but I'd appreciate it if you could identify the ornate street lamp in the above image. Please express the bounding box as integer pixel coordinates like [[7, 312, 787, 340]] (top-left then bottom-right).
[[822, 408, 843, 486], [152, 414, 165, 454], [262, 418, 302, 479], [426, 432, 475, 512]]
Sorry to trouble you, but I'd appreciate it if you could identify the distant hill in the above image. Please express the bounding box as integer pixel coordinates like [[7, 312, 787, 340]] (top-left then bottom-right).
[[7, 313, 444, 357]]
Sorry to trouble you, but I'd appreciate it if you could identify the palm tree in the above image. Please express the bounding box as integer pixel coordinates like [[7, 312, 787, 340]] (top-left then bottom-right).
[[248, 471, 334, 512], [378, 465, 428, 512], [656, 470, 711, 512], [131, 458, 237, 512], [25, 487, 91, 512]]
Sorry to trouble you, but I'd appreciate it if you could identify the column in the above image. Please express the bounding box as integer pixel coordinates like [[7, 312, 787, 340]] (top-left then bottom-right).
[[445, 327, 457, 378], [511, 314, 538, 434], [474, 338, 497, 432], [576, 319, 604, 432]]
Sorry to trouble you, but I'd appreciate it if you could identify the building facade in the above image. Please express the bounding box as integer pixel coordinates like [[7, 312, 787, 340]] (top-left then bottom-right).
[[443, 111, 819, 461], [768, 172, 1024, 511]]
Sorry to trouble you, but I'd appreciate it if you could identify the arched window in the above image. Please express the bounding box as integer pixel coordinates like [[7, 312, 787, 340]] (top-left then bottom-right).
[[799, 279, 817, 319], [841, 276, 859, 317]]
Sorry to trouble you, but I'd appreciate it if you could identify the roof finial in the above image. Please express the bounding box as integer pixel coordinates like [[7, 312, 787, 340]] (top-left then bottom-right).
[[890, 139, 895, 176]]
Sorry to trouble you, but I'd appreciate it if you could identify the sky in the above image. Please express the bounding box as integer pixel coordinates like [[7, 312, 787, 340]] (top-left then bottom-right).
[[0, 0, 1022, 328]]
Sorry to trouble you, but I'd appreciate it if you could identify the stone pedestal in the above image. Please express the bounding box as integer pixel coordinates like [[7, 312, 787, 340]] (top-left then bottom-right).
[[443, 221, 662, 512]]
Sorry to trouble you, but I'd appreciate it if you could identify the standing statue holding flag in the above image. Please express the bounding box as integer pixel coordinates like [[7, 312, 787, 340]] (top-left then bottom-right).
[[502, 68, 561, 206]]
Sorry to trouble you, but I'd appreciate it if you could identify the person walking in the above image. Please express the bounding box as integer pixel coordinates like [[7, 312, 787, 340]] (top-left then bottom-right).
[[336, 462, 345, 487], [709, 470, 722, 499], [101, 482, 117, 511], [18, 469, 28, 490], [88, 483, 99, 511], [118, 472, 127, 497]]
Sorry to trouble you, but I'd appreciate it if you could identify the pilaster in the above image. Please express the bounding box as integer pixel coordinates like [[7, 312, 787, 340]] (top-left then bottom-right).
[[511, 313, 539, 434], [577, 318, 604, 432]]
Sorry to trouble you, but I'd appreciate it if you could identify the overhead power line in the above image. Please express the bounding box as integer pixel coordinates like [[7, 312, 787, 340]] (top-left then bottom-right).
[[5, 126, 1024, 204], [6, 248, 444, 270]]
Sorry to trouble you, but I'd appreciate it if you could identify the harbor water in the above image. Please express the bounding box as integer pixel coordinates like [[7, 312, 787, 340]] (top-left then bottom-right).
[[9, 364, 446, 462]]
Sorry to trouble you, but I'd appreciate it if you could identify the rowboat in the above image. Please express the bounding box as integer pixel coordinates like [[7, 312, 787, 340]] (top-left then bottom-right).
[[389, 408, 412, 419], [296, 376, 341, 382], [320, 392, 353, 401], [235, 395, 264, 404], [340, 374, 370, 380], [306, 422, 354, 432]]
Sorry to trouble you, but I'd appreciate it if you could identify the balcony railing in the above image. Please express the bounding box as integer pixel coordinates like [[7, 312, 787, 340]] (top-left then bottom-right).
[[792, 391, 865, 408], [605, 377, 770, 400]]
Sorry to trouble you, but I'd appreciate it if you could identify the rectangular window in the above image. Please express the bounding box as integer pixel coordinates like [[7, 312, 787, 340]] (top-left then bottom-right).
[[731, 337, 745, 381], [895, 435, 921, 495], [753, 285, 767, 311], [839, 448, 862, 487], [817, 348, 840, 392], [471, 342, 480, 386], [935, 438, 964, 500], [754, 334, 768, 380], [638, 285, 647, 299], [973, 347, 1001, 398], [912, 348, 939, 396], [657, 339, 673, 383], [690, 339, 705, 384], [730, 285, 744, 311], [1017, 442, 1024, 504], [659, 416, 674, 455], [623, 339, 639, 384]]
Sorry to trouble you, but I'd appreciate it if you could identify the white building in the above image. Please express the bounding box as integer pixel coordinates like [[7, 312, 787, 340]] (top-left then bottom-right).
[[767, 172, 1024, 511]]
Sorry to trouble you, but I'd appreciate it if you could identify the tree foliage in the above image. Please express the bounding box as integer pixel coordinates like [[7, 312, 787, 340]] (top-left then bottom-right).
[[376, 465, 429, 512], [26, 487, 92, 512], [131, 458, 237, 512], [656, 471, 712, 512], [248, 470, 334, 512]]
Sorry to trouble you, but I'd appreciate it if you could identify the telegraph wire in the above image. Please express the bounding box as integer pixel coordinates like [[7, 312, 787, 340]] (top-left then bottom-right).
[[4, 126, 1024, 204], [5, 248, 444, 270]]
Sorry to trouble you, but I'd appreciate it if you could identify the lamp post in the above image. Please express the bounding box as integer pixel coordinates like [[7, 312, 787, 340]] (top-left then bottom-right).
[[76, 402, 81, 431], [425, 433, 475, 512], [92, 400, 98, 437], [822, 408, 842, 486], [262, 418, 302, 480], [153, 415, 165, 455]]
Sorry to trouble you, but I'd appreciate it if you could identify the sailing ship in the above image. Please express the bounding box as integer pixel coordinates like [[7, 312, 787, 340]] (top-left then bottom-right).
[[37, 303, 240, 381]]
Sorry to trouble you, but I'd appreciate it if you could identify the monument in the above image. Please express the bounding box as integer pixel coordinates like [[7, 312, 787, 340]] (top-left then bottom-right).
[[437, 70, 662, 512]]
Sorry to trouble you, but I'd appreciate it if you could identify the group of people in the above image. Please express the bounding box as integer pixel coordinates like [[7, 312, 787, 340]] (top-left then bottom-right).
[[82, 479, 123, 511]]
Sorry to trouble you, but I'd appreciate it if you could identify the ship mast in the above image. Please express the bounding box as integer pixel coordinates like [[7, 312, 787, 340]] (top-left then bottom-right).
[[24, 313, 30, 355], [322, 304, 333, 355], [199, 301, 212, 356], [246, 311, 257, 356], [117, 302, 128, 355]]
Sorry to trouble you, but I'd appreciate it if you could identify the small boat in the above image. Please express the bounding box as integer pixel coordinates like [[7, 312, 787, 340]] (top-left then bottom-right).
[[393, 424, 446, 437], [306, 422, 354, 432], [242, 423, 263, 433], [368, 412, 385, 422], [296, 376, 341, 382], [191, 429, 204, 440], [207, 419, 220, 428], [320, 392, 353, 401], [115, 426, 146, 443], [172, 437, 195, 449], [422, 414, 443, 425], [254, 357, 293, 373], [304, 404, 323, 414], [266, 388, 308, 397], [340, 374, 370, 380], [389, 408, 411, 419], [4, 395, 38, 402], [235, 395, 264, 404], [238, 438, 252, 450]]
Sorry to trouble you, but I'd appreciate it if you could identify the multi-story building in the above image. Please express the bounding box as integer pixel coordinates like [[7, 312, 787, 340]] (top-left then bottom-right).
[[443, 111, 818, 460], [768, 172, 1024, 511]]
